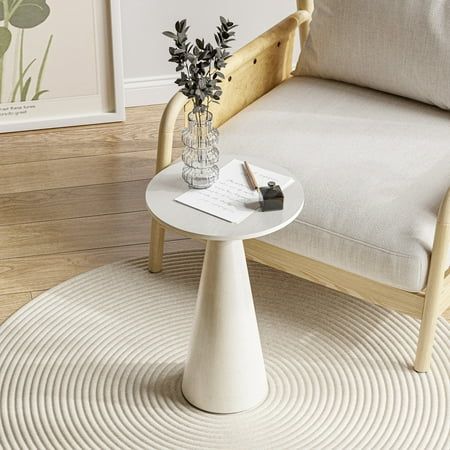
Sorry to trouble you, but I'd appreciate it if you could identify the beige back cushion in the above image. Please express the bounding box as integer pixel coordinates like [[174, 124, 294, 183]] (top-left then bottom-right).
[[294, 0, 450, 110]]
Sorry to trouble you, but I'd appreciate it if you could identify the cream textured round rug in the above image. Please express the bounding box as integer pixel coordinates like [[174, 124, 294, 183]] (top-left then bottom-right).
[[0, 251, 448, 450]]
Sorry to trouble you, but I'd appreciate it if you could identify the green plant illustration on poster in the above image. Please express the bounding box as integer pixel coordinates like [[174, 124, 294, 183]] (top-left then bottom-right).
[[0, 0, 53, 103]]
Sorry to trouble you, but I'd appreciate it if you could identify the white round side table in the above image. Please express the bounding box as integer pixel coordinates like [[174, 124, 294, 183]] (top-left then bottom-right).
[[146, 155, 304, 414]]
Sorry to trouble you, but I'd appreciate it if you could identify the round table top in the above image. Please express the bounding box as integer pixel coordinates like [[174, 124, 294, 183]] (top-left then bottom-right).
[[146, 155, 304, 241]]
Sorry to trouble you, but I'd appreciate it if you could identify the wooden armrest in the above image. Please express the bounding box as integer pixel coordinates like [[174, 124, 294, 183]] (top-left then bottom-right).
[[155, 11, 311, 175], [156, 92, 188, 173], [209, 10, 311, 127]]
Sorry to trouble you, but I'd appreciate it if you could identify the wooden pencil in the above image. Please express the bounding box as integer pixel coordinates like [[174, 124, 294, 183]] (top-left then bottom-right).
[[243, 161, 258, 190]]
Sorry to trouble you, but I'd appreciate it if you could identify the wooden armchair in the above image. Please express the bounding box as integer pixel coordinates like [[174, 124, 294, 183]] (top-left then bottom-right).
[[149, 0, 449, 373]]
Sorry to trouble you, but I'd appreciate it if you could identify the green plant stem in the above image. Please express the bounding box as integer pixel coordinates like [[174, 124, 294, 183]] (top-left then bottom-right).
[[205, 61, 212, 119], [34, 33, 52, 98], [19, 28, 24, 99], [196, 110, 203, 162], [0, 55, 4, 103], [8, 0, 24, 22], [11, 57, 35, 102], [0, 0, 10, 103], [3, 0, 10, 19]]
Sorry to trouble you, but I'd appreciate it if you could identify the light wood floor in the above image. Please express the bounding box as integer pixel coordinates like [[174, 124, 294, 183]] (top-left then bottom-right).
[[0, 105, 203, 324]]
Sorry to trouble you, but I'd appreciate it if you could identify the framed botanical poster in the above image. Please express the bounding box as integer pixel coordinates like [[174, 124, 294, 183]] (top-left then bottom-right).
[[0, 0, 124, 133]]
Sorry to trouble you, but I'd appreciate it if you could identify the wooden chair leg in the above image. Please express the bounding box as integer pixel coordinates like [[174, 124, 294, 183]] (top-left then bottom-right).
[[414, 191, 449, 372], [149, 92, 189, 273], [414, 296, 441, 372], [149, 219, 165, 273]]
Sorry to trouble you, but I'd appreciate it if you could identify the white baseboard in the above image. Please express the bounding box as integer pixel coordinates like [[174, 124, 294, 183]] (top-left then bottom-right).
[[124, 75, 179, 107]]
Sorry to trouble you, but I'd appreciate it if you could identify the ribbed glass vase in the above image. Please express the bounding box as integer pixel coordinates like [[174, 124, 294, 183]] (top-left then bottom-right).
[[181, 111, 219, 189]]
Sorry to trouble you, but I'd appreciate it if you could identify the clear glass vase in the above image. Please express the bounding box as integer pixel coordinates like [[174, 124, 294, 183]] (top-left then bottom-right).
[[181, 111, 219, 189]]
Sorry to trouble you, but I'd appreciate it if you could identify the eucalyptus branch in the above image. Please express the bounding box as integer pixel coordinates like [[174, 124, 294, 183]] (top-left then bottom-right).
[[163, 16, 237, 121]]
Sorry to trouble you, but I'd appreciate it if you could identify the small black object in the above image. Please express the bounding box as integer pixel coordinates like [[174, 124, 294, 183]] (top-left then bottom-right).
[[260, 181, 284, 211]]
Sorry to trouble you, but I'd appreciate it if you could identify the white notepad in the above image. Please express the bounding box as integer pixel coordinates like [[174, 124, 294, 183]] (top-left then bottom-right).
[[175, 159, 294, 223]]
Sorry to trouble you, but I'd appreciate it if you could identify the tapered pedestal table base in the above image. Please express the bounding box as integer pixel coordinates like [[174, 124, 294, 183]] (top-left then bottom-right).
[[146, 155, 304, 413], [182, 240, 268, 413]]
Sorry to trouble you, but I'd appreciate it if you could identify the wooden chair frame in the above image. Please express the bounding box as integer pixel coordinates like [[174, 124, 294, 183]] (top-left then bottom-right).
[[149, 1, 450, 373]]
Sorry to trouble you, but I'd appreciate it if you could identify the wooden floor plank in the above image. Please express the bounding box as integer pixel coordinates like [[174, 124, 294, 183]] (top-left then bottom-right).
[[0, 179, 150, 226], [0, 239, 204, 297], [0, 105, 164, 146], [0, 211, 182, 259], [0, 132, 182, 165], [0, 141, 138, 165], [0, 292, 32, 323], [0, 151, 156, 194], [0, 105, 183, 165]]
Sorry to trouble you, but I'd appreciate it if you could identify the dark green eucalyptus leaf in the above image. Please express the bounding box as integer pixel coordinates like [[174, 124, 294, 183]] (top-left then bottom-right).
[[0, 26, 12, 58], [163, 31, 177, 39], [9, 0, 51, 29]]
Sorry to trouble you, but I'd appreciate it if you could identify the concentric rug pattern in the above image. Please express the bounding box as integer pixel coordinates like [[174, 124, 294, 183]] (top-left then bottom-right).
[[0, 251, 448, 450]]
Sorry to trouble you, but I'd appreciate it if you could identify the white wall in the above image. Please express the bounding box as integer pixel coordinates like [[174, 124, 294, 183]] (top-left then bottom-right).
[[120, 0, 297, 105]]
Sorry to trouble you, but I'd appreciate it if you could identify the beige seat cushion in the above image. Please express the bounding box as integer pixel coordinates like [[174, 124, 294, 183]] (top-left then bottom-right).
[[294, 0, 450, 110], [219, 77, 450, 292]]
